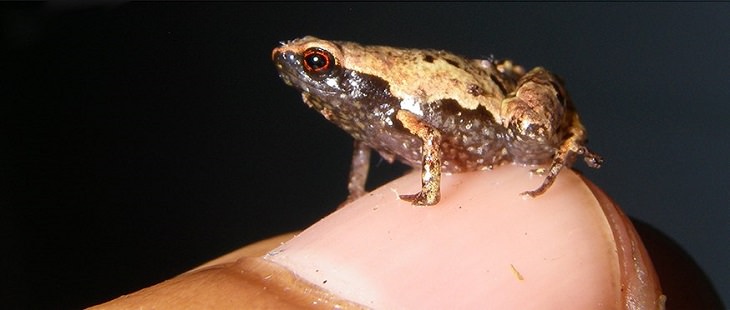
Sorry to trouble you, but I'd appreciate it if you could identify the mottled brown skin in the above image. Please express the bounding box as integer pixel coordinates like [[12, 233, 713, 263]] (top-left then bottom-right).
[[272, 36, 602, 206]]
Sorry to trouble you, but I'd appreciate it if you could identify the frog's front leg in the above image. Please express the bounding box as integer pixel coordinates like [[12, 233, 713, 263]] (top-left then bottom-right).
[[501, 67, 603, 197], [346, 140, 371, 202], [395, 110, 442, 206]]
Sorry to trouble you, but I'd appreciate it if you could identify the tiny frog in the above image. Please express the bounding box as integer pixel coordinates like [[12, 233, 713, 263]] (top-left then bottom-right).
[[272, 36, 602, 206]]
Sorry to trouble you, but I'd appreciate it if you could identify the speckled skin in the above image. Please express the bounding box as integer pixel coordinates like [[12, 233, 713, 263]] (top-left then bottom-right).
[[272, 36, 602, 205]]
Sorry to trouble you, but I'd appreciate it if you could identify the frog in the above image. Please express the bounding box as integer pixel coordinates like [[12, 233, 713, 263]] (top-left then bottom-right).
[[272, 36, 602, 206]]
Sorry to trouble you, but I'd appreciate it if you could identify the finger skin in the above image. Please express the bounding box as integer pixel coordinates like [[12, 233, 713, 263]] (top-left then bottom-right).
[[266, 166, 630, 309], [92, 165, 665, 309]]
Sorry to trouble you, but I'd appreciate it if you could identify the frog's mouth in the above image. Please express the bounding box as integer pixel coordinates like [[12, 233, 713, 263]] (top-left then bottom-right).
[[275, 69, 319, 96], [273, 64, 308, 91], [273, 66, 298, 88], [274, 64, 340, 100], [273, 52, 311, 91]]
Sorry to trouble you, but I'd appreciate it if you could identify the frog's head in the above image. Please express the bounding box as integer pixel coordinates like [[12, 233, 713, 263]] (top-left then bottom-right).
[[272, 36, 350, 102], [273, 36, 394, 110], [273, 36, 407, 145]]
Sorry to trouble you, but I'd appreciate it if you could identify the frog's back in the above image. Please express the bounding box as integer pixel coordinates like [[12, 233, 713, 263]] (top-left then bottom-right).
[[335, 41, 515, 122]]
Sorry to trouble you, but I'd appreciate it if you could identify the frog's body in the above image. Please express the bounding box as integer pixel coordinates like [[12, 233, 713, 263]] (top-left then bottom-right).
[[273, 36, 602, 206]]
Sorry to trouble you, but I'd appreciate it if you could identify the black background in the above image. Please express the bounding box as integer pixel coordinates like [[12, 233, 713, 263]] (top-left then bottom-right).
[[2, 2, 728, 308]]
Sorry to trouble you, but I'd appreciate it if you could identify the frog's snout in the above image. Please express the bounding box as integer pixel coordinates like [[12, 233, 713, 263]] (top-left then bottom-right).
[[272, 49, 297, 71], [272, 50, 299, 88], [271, 48, 283, 61]]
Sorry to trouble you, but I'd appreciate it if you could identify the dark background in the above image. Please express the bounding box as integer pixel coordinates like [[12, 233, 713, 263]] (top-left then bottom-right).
[[2, 2, 727, 308]]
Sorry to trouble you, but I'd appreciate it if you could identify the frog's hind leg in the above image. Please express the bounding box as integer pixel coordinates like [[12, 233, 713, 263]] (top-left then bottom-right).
[[501, 67, 602, 197], [522, 113, 603, 197]]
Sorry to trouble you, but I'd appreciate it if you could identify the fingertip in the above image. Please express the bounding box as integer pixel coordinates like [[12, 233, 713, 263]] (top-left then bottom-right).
[[265, 165, 653, 308], [583, 178, 666, 309]]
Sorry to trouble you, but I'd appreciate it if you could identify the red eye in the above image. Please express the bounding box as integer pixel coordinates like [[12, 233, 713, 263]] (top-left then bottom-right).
[[302, 48, 334, 73]]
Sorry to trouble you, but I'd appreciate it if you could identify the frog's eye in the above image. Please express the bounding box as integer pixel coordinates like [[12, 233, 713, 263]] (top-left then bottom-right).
[[302, 48, 335, 74]]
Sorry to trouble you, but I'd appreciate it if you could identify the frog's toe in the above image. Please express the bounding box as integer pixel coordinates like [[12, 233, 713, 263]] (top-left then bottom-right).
[[399, 191, 439, 206], [520, 189, 541, 198], [578, 147, 603, 169], [529, 167, 548, 176]]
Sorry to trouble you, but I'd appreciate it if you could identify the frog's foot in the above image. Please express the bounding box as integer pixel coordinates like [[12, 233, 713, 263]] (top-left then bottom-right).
[[521, 145, 602, 198], [521, 157, 566, 198], [578, 146, 603, 169], [337, 192, 367, 209], [399, 191, 440, 206]]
